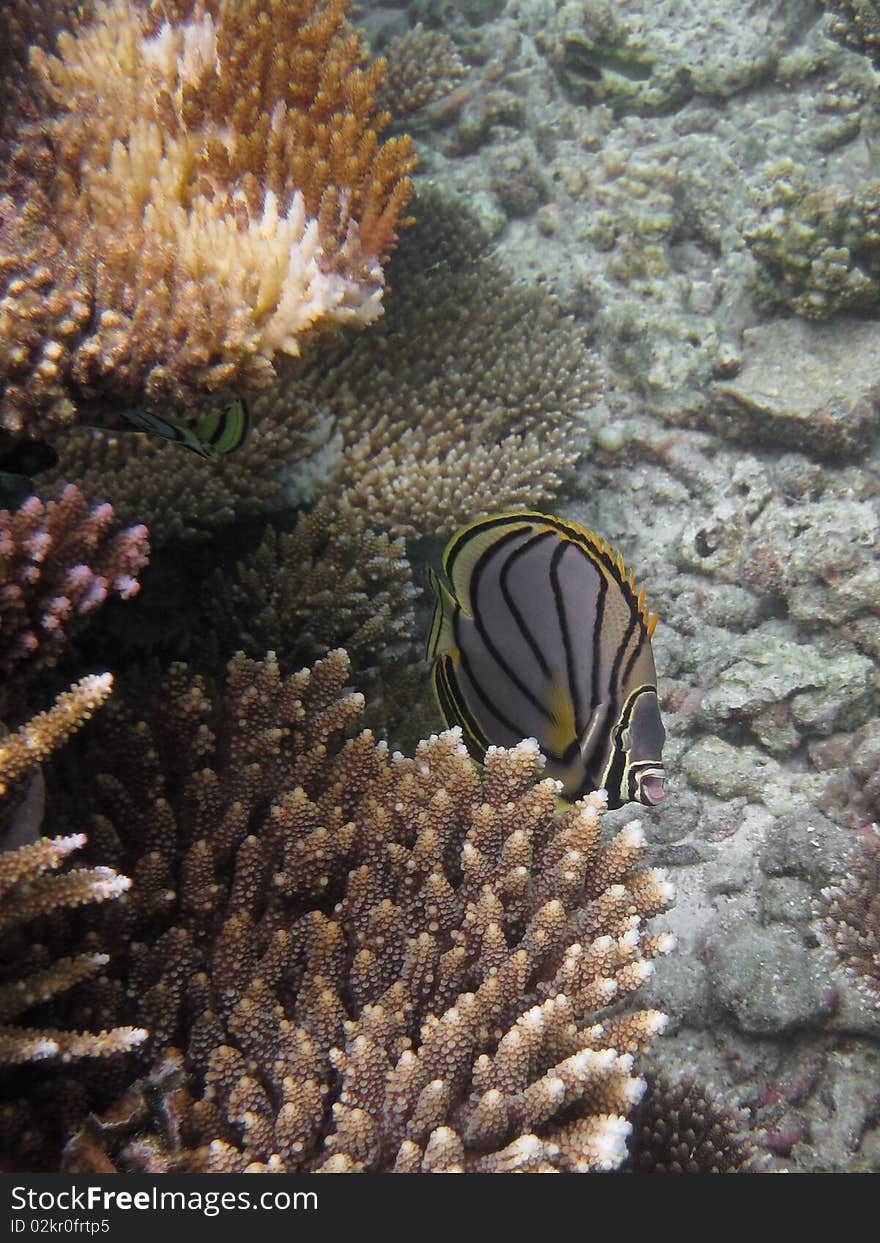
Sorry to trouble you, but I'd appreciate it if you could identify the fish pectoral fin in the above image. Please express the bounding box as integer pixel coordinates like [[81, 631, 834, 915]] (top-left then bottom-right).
[[544, 674, 578, 757], [577, 703, 610, 763]]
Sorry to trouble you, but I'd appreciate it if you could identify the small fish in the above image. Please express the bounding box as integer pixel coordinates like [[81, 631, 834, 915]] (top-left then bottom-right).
[[427, 511, 666, 809], [119, 397, 249, 461]]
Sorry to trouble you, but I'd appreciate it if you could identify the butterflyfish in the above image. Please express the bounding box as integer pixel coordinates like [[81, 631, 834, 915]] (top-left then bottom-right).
[[119, 397, 249, 461], [427, 511, 666, 809]]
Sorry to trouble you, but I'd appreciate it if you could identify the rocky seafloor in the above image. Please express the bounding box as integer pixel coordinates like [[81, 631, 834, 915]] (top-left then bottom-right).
[[361, 0, 880, 1171]]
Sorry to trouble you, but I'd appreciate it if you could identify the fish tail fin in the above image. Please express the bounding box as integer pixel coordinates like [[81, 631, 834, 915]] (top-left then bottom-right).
[[426, 568, 458, 662]]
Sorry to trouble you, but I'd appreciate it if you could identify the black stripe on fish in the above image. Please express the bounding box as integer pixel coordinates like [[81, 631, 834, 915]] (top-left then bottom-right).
[[499, 532, 555, 680], [453, 607, 549, 756], [549, 539, 581, 738], [433, 654, 490, 759], [443, 512, 533, 583], [472, 530, 556, 725]]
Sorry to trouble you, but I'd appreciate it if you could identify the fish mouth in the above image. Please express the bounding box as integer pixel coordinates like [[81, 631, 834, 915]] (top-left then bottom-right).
[[639, 773, 665, 806]]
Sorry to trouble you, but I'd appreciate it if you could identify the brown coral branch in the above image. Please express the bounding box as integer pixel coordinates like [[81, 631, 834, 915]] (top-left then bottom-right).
[[0, 674, 114, 794]]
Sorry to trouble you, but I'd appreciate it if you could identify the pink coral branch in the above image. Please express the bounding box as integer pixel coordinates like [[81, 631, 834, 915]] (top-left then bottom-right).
[[0, 484, 150, 693]]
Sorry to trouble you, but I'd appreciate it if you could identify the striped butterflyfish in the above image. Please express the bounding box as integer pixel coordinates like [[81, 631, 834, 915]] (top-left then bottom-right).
[[119, 397, 249, 461], [427, 511, 666, 810]]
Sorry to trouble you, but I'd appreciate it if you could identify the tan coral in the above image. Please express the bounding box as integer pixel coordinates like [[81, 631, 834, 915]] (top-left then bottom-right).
[[0, 673, 114, 795], [59, 649, 671, 1173], [1, 0, 415, 438]]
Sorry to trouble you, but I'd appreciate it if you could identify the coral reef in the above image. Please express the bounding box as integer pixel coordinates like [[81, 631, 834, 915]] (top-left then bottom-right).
[[38, 188, 597, 544], [378, 24, 467, 120], [1, 2, 94, 122], [818, 824, 880, 1006], [745, 162, 880, 319], [0, 832, 144, 1066], [0, 486, 148, 714], [57, 649, 673, 1172], [278, 188, 600, 538], [41, 417, 311, 545], [0, 0, 415, 439], [0, 673, 114, 798], [629, 1073, 766, 1173]]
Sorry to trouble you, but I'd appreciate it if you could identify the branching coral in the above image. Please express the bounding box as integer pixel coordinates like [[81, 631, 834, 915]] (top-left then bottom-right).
[[817, 824, 880, 1006], [198, 498, 423, 740], [0, 0, 415, 439], [377, 25, 467, 120], [0, 833, 145, 1066], [200, 499, 417, 673], [745, 161, 880, 319], [0, 676, 145, 1170], [269, 188, 600, 539], [628, 1073, 766, 1173], [59, 649, 672, 1172], [0, 673, 114, 797], [40, 418, 311, 544], [0, 485, 148, 713], [1, 2, 95, 125]]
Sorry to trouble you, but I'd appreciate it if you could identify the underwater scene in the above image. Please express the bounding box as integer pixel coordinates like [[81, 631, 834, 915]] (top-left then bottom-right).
[[0, 0, 878, 1176]]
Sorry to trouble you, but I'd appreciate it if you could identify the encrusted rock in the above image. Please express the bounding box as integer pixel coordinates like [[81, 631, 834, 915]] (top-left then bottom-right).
[[703, 922, 834, 1034], [712, 319, 880, 457]]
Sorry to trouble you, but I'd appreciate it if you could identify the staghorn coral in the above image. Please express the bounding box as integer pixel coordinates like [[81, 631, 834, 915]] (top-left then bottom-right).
[[0, 676, 145, 1170], [1, 3, 96, 126], [377, 25, 467, 121], [817, 824, 880, 1006], [60, 648, 673, 1172], [0, 485, 149, 714], [0, 833, 145, 1066], [826, 1, 880, 67], [0, 0, 415, 439], [628, 1073, 766, 1173], [40, 188, 599, 544], [745, 161, 880, 319]]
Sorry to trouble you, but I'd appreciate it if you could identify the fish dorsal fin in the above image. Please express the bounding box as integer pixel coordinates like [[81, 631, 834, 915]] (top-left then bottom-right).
[[544, 513, 660, 638]]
